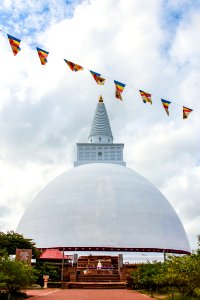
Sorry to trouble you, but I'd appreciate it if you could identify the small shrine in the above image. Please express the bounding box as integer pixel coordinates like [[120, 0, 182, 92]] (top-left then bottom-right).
[[77, 255, 119, 275]]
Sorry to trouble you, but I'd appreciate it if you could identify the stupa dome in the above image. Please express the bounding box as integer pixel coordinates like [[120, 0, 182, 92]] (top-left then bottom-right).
[[17, 163, 190, 254], [17, 96, 190, 255]]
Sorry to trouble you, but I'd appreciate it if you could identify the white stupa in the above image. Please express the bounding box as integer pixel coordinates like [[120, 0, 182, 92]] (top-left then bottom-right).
[[17, 96, 190, 255]]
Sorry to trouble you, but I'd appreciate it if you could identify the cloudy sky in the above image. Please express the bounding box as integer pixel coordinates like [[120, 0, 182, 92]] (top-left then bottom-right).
[[0, 0, 199, 251]]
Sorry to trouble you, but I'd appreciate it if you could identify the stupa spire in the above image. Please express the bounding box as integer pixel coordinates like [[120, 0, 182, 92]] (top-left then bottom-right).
[[88, 95, 113, 144], [74, 95, 125, 167]]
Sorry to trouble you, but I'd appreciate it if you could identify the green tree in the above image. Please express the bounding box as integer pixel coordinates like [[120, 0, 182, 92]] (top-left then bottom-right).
[[158, 254, 200, 296], [0, 254, 38, 296], [0, 231, 39, 258], [131, 249, 200, 297], [131, 261, 163, 294]]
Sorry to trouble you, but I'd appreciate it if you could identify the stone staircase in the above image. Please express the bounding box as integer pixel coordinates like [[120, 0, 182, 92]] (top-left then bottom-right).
[[77, 274, 120, 282], [67, 274, 126, 289]]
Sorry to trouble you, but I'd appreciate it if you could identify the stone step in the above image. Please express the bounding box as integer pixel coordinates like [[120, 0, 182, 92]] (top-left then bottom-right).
[[77, 274, 119, 276], [77, 274, 120, 282], [67, 282, 126, 289], [77, 274, 120, 277], [77, 278, 120, 282]]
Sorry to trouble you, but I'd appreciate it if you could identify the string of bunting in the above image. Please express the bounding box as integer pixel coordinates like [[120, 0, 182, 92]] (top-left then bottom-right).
[[2, 30, 194, 120]]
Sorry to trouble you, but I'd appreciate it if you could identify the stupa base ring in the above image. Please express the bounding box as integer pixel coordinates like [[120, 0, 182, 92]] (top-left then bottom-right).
[[37, 246, 190, 255]]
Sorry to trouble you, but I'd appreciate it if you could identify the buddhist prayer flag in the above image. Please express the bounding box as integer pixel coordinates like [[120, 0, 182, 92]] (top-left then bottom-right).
[[64, 59, 83, 72], [90, 70, 105, 85], [7, 34, 21, 56], [114, 80, 125, 100], [2, 32, 196, 119], [161, 99, 171, 116], [183, 106, 193, 119], [139, 90, 152, 104], [36, 47, 49, 65]]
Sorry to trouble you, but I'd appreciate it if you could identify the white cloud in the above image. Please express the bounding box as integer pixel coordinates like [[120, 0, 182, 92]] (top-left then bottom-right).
[[0, 0, 199, 251]]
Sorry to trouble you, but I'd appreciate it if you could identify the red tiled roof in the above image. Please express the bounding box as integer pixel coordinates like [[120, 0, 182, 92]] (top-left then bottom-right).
[[39, 249, 71, 260]]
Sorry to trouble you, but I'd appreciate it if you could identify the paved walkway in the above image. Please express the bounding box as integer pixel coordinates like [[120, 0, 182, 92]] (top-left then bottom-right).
[[26, 288, 152, 299]]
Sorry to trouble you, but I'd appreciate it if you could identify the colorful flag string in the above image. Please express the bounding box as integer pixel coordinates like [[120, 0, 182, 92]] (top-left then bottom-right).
[[0, 29, 195, 119]]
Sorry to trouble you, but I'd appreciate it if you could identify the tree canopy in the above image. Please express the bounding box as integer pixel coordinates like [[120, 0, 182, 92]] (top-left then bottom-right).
[[131, 251, 200, 297], [157, 254, 200, 296], [0, 231, 39, 257]]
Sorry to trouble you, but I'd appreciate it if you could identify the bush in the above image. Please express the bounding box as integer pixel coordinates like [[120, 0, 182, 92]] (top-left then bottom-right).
[[0, 255, 38, 296], [34, 263, 60, 286]]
